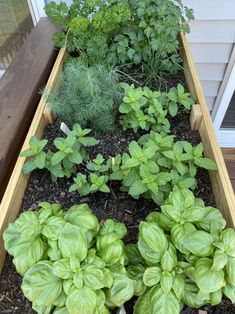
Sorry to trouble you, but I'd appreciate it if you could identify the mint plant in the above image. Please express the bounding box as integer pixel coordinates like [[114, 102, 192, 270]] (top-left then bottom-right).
[[20, 136, 48, 174], [125, 188, 235, 313], [119, 83, 170, 134], [70, 173, 110, 196], [20, 124, 99, 181], [3, 203, 135, 314], [164, 84, 195, 117], [120, 133, 217, 205]]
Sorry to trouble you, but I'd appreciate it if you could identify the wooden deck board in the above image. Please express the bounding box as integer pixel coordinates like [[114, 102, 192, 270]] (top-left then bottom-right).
[[0, 18, 59, 200], [222, 149, 235, 192]]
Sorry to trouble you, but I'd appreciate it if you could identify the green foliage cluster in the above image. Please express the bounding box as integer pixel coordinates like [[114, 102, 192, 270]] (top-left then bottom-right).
[[110, 0, 194, 76], [67, 131, 216, 204], [119, 83, 194, 133], [69, 154, 122, 196], [3, 203, 135, 314], [20, 124, 99, 181], [45, 0, 132, 64], [45, 0, 194, 79], [126, 188, 235, 313], [120, 133, 217, 205], [47, 58, 121, 132]]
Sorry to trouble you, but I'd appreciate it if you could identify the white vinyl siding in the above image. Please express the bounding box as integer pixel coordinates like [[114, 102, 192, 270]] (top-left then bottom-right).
[[183, 0, 235, 111]]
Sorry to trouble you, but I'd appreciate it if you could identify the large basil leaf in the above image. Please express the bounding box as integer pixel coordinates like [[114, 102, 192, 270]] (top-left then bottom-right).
[[212, 249, 227, 270], [53, 259, 73, 279], [143, 267, 161, 287], [161, 245, 177, 271], [98, 238, 125, 265], [179, 230, 214, 257], [172, 275, 184, 300], [196, 206, 226, 232], [13, 238, 45, 275], [138, 222, 168, 264], [59, 223, 88, 261], [225, 258, 235, 285], [146, 212, 174, 232], [99, 219, 127, 239], [105, 273, 135, 307], [83, 265, 106, 290], [48, 240, 62, 261], [182, 280, 207, 308], [210, 289, 222, 306], [22, 261, 63, 306], [42, 216, 66, 241], [149, 285, 180, 314], [125, 244, 145, 265], [194, 258, 224, 293], [3, 223, 21, 255], [221, 228, 235, 257], [171, 223, 196, 255], [15, 211, 41, 239], [223, 283, 235, 303], [127, 264, 146, 296], [66, 286, 97, 314], [64, 204, 99, 237], [133, 289, 151, 314]]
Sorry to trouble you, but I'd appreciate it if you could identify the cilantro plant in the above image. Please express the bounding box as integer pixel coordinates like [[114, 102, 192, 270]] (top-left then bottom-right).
[[21, 124, 99, 181], [126, 188, 235, 313], [119, 83, 194, 133], [3, 203, 135, 314]]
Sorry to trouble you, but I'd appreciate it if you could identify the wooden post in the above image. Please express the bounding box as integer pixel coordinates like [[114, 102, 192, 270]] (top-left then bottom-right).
[[190, 104, 203, 131]]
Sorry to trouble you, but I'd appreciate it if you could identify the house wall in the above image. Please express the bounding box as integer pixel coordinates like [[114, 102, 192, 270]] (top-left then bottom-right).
[[183, 0, 235, 111]]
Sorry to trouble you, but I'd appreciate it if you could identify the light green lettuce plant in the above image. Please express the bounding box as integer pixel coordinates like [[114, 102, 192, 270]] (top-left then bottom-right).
[[4, 203, 135, 314]]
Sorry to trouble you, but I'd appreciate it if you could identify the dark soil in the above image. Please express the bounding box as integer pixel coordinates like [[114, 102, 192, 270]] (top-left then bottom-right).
[[0, 115, 232, 313]]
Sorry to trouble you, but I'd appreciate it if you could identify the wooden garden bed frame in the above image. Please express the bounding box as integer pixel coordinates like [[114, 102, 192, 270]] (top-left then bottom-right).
[[0, 33, 235, 272]]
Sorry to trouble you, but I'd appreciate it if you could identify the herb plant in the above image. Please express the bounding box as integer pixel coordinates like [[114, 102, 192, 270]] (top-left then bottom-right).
[[126, 188, 235, 313], [47, 58, 121, 132], [3, 203, 135, 314], [119, 83, 194, 133], [109, 0, 194, 80], [120, 134, 217, 204], [45, 0, 132, 63], [20, 124, 99, 181], [69, 173, 110, 196]]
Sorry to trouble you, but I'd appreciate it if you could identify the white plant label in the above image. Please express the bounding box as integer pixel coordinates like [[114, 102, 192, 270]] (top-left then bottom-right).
[[60, 122, 71, 135]]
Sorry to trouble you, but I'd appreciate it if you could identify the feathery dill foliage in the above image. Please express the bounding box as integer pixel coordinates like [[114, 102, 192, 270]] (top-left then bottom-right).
[[47, 58, 121, 132]]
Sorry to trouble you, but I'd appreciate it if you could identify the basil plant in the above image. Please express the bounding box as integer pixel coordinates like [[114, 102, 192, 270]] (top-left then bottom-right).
[[127, 188, 235, 314], [3, 203, 135, 314]]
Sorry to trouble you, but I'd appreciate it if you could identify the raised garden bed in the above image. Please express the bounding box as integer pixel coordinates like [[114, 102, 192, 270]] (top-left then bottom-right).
[[0, 17, 235, 314]]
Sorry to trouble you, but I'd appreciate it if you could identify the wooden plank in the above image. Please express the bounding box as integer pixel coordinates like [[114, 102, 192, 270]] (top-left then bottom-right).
[[179, 32, 235, 227], [222, 148, 235, 162], [190, 104, 202, 130], [0, 47, 66, 272], [0, 18, 59, 201]]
